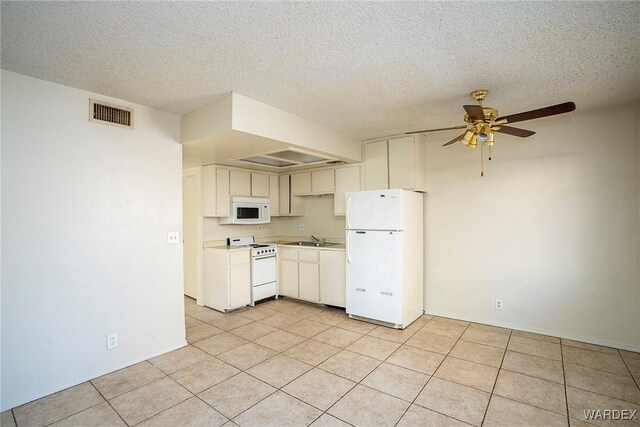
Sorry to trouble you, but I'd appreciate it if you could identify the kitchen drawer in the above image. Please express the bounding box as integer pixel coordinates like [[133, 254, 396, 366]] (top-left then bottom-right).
[[280, 248, 298, 260], [299, 250, 319, 262], [229, 251, 249, 265]]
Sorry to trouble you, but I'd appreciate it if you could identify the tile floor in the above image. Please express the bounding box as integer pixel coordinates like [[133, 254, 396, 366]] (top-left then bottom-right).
[[4, 297, 640, 426]]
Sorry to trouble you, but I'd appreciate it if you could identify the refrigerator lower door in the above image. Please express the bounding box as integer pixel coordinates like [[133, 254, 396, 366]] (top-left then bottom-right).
[[346, 189, 403, 231], [346, 230, 403, 324]]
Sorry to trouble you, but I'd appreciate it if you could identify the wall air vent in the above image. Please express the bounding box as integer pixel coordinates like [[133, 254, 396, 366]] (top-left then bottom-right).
[[89, 99, 134, 129]]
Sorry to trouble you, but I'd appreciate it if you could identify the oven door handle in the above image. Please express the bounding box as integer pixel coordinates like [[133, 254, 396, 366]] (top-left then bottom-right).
[[253, 254, 276, 260]]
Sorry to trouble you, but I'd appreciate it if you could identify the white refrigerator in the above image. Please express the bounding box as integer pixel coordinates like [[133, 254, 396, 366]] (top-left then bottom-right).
[[346, 189, 424, 328]]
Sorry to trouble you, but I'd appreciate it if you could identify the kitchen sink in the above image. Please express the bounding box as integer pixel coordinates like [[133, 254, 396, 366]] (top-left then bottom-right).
[[284, 241, 337, 247]]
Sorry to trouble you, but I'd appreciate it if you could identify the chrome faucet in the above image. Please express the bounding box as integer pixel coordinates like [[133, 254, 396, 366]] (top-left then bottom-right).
[[311, 235, 324, 243]]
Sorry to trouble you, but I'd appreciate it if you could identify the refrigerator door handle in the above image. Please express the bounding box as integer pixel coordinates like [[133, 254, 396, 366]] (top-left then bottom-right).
[[347, 232, 352, 264], [346, 196, 351, 229]]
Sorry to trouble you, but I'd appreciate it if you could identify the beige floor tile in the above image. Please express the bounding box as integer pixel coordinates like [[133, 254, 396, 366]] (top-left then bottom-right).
[[309, 413, 351, 427], [149, 345, 212, 374], [308, 310, 349, 326], [137, 397, 227, 427], [208, 314, 254, 331], [312, 327, 362, 348], [512, 330, 560, 344], [283, 368, 356, 411], [185, 316, 203, 328], [622, 354, 640, 384], [184, 304, 211, 317], [468, 323, 511, 336], [483, 395, 568, 427], [386, 345, 445, 375], [397, 404, 469, 427], [405, 330, 458, 354], [564, 363, 640, 404], [415, 377, 489, 426], [186, 323, 225, 343], [234, 306, 277, 321], [234, 391, 321, 427], [460, 328, 510, 349], [508, 335, 562, 361], [192, 333, 248, 356], [420, 319, 467, 338], [334, 318, 377, 334], [217, 342, 277, 370], [260, 313, 302, 329], [109, 377, 191, 426], [1, 411, 16, 427], [285, 319, 331, 338], [92, 361, 165, 399], [567, 386, 640, 426], [345, 335, 400, 360], [246, 354, 312, 388], [412, 314, 434, 328], [328, 385, 410, 427], [49, 402, 125, 427], [361, 362, 429, 402], [434, 356, 499, 392], [318, 350, 381, 382], [494, 370, 567, 415], [284, 339, 340, 365], [620, 350, 640, 361], [228, 321, 278, 341], [170, 358, 240, 394], [184, 296, 197, 305], [432, 317, 470, 327], [501, 350, 565, 384], [563, 345, 629, 375], [197, 372, 275, 418], [569, 418, 595, 427], [367, 325, 419, 343], [562, 339, 619, 355], [449, 340, 505, 368], [285, 303, 327, 318], [13, 382, 104, 427], [254, 330, 306, 352], [259, 298, 301, 312], [189, 308, 225, 323]]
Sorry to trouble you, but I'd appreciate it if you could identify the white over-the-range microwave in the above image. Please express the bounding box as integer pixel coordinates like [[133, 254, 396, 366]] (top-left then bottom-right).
[[219, 196, 271, 225]]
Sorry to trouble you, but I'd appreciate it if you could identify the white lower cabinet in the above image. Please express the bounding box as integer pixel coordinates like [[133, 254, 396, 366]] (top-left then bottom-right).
[[204, 248, 251, 312], [319, 251, 346, 307], [278, 247, 346, 307]]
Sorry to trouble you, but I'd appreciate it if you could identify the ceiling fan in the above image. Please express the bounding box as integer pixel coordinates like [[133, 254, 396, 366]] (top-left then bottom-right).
[[406, 89, 576, 149]]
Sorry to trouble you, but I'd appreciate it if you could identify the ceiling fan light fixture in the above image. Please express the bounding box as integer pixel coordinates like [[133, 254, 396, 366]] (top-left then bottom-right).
[[477, 124, 492, 141], [483, 131, 495, 146], [466, 133, 478, 148], [461, 129, 475, 146]]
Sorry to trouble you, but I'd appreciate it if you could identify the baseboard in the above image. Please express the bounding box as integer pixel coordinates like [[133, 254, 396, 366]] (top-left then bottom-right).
[[1, 340, 187, 412], [424, 309, 640, 353]]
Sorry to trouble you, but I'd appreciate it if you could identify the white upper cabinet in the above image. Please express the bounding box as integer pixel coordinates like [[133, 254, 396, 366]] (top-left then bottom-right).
[[334, 166, 361, 216], [269, 175, 280, 216], [363, 134, 426, 192], [363, 140, 389, 190], [311, 170, 335, 194], [203, 165, 231, 217], [251, 172, 270, 197], [230, 170, 251, 196], [291, 172, 312, 195]]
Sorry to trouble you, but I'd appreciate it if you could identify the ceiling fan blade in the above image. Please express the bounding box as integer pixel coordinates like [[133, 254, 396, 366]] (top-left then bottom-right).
[[405, 125, 467, 135], [495, 102, 576, 125], [463, 105, 485, 121], [443, 133, 465, 146], [494, 125, 536, 138]]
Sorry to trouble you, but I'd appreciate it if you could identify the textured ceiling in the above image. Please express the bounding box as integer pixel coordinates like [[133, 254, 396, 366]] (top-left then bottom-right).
[[1, 1, 638, 140]]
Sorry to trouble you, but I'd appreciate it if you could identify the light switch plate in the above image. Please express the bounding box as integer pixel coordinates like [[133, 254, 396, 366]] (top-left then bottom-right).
[[107, 333, 118, 350], [167, 232, 180, 244]]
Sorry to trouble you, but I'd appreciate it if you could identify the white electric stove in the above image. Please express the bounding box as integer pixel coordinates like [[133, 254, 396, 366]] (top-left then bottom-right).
[[228, 236, 278, 305]]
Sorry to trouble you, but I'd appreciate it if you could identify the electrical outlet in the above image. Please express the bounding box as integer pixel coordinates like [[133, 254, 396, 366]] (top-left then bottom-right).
[[258, 225, 262, 231], [495, 299, 503, 310], [297, 224, 305, 231], [106, 333, 118, 350], [167, 232, 180, 244]]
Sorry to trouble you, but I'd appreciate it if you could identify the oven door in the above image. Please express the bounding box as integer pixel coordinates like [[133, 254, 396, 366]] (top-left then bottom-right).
[[251, 255, 276, 286]]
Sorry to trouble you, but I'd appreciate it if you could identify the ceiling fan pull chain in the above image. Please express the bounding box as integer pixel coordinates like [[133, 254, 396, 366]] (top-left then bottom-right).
[[480, 141, 485, 177], [488, 145, 492, 161]]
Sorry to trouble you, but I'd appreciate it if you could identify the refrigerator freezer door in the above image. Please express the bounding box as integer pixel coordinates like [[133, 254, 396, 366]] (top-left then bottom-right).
[[346, 189, 403, 231], [346, 230, 403, 324]]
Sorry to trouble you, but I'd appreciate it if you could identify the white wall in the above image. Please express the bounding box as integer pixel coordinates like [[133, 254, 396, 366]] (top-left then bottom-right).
[[1, 71, 185, 410], [424, 102, 640, 351]]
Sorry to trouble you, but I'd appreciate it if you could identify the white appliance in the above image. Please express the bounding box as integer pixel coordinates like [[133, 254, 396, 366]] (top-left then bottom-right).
[[219, 197, 271, 225], [346, 189, 424, 329], [228, 236, 278, 305]]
